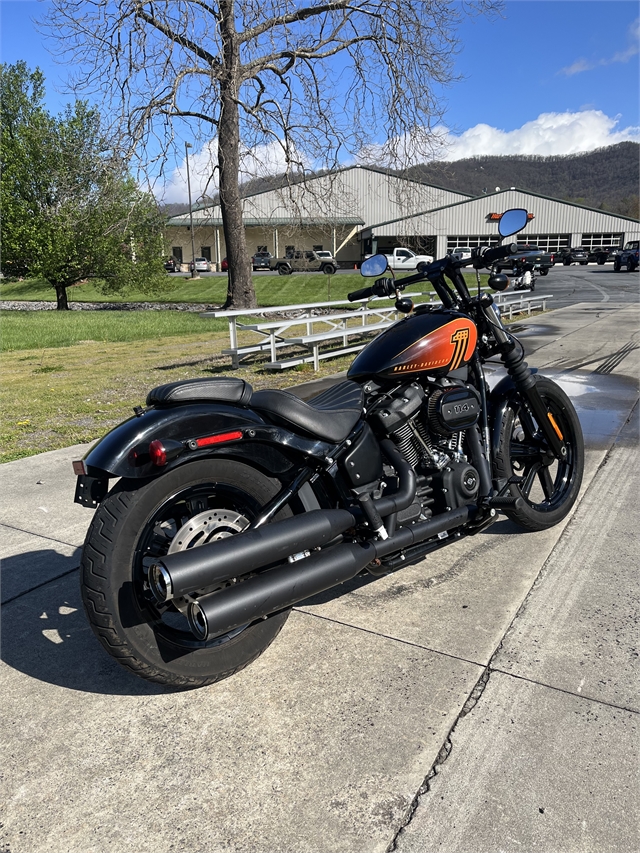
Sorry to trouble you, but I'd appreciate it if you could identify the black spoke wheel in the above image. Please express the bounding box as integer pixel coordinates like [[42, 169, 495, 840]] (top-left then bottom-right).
[[494, 376, 584, 531], [80, 459, 292, 689]]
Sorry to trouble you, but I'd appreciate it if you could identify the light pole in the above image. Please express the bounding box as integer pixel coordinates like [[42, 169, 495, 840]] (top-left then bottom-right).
[[185, 141, 197, 278]]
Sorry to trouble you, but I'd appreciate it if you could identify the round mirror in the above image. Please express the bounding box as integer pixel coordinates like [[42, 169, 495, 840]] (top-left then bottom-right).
[[499, 209, 528, 238], [360, 253, 389, 277]]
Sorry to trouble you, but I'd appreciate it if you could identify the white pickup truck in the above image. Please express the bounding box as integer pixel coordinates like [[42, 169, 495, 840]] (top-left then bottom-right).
[[382, 247, 434, 271]]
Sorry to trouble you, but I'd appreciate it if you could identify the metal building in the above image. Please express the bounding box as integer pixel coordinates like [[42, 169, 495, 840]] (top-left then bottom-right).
[[364, 188, 640, 260], [165, 169, 639, 269], [165, 165, 470, 268]]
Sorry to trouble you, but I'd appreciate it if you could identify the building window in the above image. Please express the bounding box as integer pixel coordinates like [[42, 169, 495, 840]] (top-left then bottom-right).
[[200, 246, 211, 261], [514, 234, 570, 252], [256, 245, 267, 253], [447, 236, 500, 251], [580, 233, 623, 250], [172, 247, 183, 263], [313, 244, 323, 251]]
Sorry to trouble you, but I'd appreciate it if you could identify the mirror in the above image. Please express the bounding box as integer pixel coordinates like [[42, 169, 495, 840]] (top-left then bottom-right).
[[499, 209, 529, 238], [361, 253, 389, 277]]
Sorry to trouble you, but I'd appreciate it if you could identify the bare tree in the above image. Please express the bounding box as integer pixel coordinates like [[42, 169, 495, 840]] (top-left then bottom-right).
[[43, 0, 500, 308]]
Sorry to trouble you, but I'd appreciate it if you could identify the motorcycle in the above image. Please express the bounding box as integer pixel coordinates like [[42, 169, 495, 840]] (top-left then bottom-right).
[[72, 209, 584, 689], [510, 263, 536, 291]]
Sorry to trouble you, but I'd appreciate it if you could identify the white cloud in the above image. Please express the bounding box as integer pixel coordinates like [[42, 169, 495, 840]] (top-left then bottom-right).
[[559, 17, 639, 75], [439, 110, 640, 159], [160, 138, 307, 204]]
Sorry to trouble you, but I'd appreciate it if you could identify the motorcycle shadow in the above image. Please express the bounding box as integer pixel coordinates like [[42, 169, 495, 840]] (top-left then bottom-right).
[[1, 548, 166, 696]]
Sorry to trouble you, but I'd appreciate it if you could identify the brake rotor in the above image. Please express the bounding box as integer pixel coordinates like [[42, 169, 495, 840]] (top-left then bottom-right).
[[167, 509, 250, 554]]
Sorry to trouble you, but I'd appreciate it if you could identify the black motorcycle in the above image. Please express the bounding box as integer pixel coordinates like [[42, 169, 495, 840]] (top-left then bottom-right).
[[73, 209, 584, 689]]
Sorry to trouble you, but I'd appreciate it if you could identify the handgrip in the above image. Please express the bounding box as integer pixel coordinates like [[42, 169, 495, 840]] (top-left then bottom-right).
[[348, 286, 374, 302], [478, 243, 518, 265]]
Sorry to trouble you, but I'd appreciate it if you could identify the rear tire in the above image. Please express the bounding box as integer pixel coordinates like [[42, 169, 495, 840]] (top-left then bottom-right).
[[493, 377, 584, 531], [80, 459, 291, 689]]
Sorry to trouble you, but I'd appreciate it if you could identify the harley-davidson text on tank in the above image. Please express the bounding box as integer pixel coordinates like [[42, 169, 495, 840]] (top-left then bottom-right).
[[348, 311, 478, 380]]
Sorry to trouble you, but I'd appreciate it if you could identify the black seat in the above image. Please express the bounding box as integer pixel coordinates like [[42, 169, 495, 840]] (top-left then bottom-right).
[[147, 378, 253, 406], [251, 380, 363, 444]]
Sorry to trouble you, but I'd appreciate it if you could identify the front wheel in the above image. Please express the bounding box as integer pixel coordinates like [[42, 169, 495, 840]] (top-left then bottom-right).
[[493, 376, 584, 531], [80, 459, 292, 689]]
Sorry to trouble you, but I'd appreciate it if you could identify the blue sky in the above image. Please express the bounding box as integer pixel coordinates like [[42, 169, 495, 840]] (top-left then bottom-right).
[[1, 0, 638, 201]]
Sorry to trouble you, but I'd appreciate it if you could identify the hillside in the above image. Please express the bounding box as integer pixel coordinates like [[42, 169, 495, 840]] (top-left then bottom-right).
[[160, 142, 639, 219], [407, 142, 639, 218]]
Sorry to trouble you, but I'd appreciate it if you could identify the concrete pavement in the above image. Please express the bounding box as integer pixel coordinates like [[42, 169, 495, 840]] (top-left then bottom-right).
[[1, 302, 638, 853]]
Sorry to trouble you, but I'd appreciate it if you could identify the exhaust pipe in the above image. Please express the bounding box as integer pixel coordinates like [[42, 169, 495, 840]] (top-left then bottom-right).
[[188, 542, 376, 640], [188, 504, 475, 641], [149, 508, 356, 603]]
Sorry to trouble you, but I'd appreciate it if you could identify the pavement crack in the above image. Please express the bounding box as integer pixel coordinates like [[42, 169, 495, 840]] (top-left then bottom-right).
[[386, 666, 492, 853]]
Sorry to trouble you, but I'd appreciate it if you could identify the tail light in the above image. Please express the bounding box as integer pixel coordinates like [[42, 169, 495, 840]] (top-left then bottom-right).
[[148, 439, 184, 467]]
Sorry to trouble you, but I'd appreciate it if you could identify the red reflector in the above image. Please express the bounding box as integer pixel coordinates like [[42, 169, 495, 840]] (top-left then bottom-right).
[[195, 430, 243, 448], [72, 460, 87, 476], [149, 439, 167, 466]]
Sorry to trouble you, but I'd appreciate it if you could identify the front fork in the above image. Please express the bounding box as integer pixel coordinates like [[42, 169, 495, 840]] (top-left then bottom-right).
[[484, 299, 567, 461]]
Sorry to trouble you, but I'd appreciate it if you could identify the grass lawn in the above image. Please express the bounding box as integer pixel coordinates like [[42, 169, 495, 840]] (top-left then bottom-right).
[[1, 309, 227, 351], [0, 272, 446, 307], [0, 311, 357, 463], [0, 272, 494, 463]]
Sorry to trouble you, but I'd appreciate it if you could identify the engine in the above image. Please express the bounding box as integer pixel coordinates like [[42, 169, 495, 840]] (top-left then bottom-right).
[[367, 380, 481, 520]]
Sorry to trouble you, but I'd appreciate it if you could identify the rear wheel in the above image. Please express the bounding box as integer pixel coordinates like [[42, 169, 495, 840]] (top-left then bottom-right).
[[628, 260, 637, 272], [494, 377, 584, 531], [80, 459, 291, 689]]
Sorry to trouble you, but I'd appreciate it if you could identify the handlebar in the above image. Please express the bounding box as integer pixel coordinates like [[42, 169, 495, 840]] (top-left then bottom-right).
[[348, 286, 374, 302], [473, 242, 518, 265], [349, 243, 520, 302]]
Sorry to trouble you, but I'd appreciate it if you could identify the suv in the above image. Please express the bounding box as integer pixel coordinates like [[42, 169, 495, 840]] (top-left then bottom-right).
[[273, 250, 337, 275], [252, 251, 273, 271], [613, 241, 639, 272], [588, 246, 618, 265], [557, 247, 589, 266]]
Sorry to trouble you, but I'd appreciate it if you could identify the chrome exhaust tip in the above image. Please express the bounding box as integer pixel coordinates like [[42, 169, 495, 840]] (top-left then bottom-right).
[[187, 601, 208, 640], [149, 562, 173, 603]]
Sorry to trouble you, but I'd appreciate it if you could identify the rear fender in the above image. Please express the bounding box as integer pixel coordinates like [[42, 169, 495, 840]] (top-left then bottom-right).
[[74, 403, 339, 506], [81, 403, 266, 481]]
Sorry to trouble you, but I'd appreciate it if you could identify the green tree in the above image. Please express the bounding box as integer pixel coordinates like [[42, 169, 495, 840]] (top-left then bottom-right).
[[1, 61, 167, 309]]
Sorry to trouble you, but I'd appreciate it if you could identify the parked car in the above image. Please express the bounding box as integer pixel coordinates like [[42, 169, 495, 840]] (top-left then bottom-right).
[[450, 247, 473, 261], [193, 257, 211, 272], [221, 257, 228, 272], [492, 245, 555, 277], [588, 246, 619, 265], [315, 250, 340, 268], [252, 251, 273, 271], [613, 241, 639, 272], [164, 257, 180, 272], [557, 247, 589, 266], [272, 250, 337, 275]]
